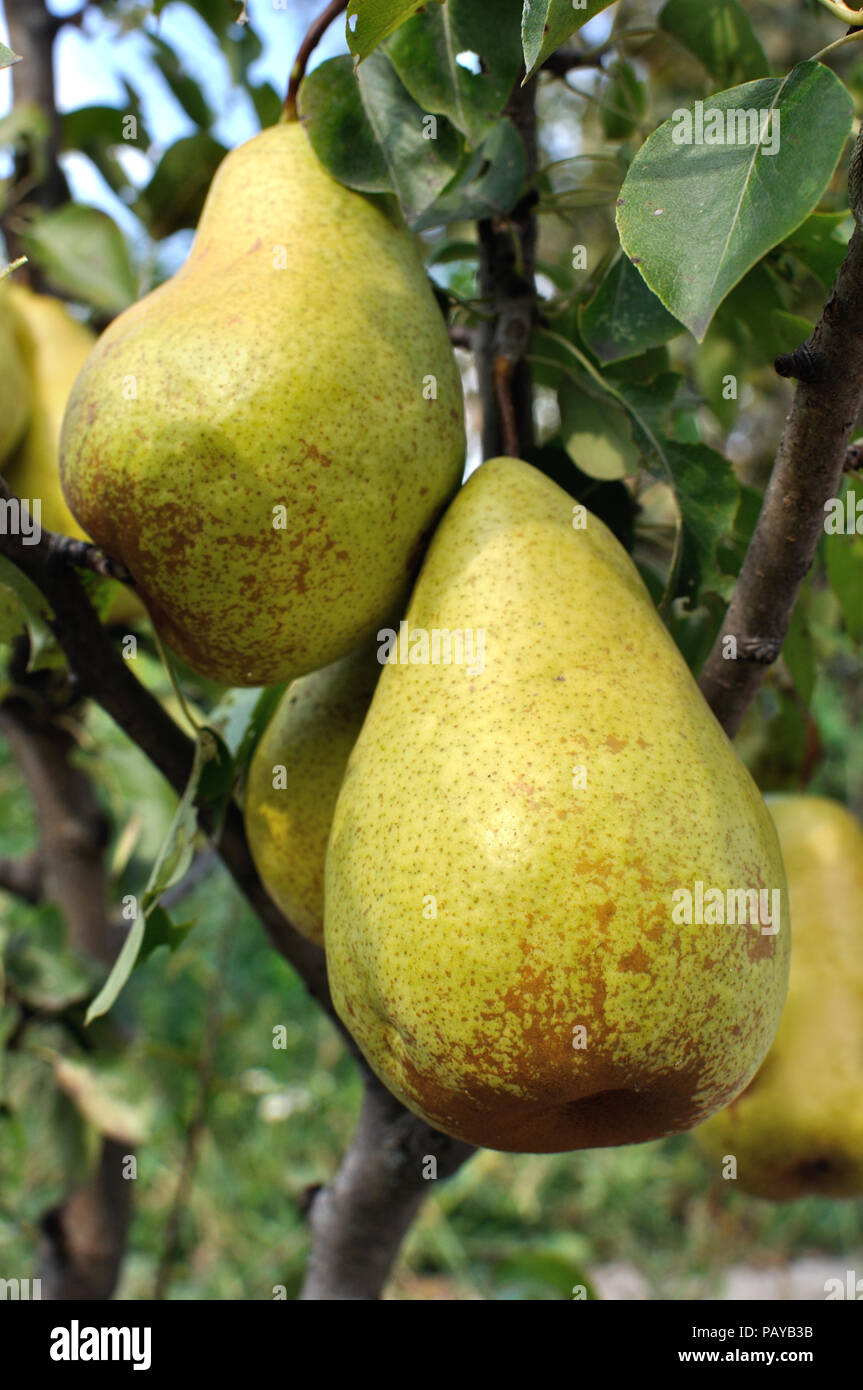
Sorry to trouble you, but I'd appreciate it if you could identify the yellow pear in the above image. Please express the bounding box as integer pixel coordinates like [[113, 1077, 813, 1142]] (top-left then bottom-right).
[[245, 645, 380, 946], [325, 458, 789, 1153], [0, 284, 32, 464], [3, 287, 142, 627], [4, 286, 97, 536], [59, 119, 465, 687], [696, 795, 863, 1198]]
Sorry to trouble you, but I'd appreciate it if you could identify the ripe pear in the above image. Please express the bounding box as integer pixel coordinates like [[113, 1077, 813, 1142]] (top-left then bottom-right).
[[244, 644, 380, 946], [325, 457, 789, 1154], [3, 287, 142, 627], [59, 119, 465, 687], [696, 796, 863, 1198], [0, 285, 32, 463]]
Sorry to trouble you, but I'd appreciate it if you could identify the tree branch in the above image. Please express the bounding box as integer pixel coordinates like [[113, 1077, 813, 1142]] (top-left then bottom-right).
[[477, 78, 539, 458], [0, 703, 113, 964], [299, 1080, 473, 1300], [698, 133, 863, 736]]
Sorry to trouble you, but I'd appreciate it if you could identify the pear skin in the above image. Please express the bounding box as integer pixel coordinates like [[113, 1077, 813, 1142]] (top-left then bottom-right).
[[0, 286, 32, 464], [3, 287, 143, 627], [325, 458, 789, 1154], [59, 121, 465, 687], [245, 644, 380, 945], [696, 796, 863, 1198]]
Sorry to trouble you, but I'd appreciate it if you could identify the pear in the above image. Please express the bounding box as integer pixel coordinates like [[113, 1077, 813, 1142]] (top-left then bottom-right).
[[325, 457, 789, 1153], [3, 287, 142, 627], [59, 120, 465, 687], [696, 796, 863, 1198], [0, 285, 32, 464], [244, 644, 380, 946]]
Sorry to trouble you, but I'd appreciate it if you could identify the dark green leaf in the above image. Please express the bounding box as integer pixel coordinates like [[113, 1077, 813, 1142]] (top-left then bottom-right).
[[655, 440, 741, 602], [135, 134, 227, 239], [600, 60, 647, 141], [780, 210, 851, 288], [826, 506, 863, 644], [249, 82, 282, 131], [413, 118, 526, 229], [521, 1, 616, 80], [385, 0, 523, 146], [300, 53, 462, 219], [617, 62, 853, 339], [300, 56, 391, 193], [150, 33, 212, 127], [580, 253, 685, 363], [658, 0, 769, 88], [21, 204, 137, 314], [783, 591, 815, 707], [3, 935, 100, 1012], [85, 728, 225, 1022]]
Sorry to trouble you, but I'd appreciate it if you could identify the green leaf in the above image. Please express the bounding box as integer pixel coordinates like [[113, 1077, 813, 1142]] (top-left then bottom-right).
[[559, 384, 641, 480], [3, 1050, 91, 1195], [414, 118, 526, 228], [208, 682, 287, 787], [62, 104, 149, 198], [300, 53, 462, 219], [385, 0, 523, 147], [521, 1, 616, 80], [783, 590, 815, 708], [580, 253, 685, 363], [600, 60, 648, 141], [149, 33, 212, 127], [135, 134, 227, 239], [20, 204, 137, 314], [658, 0, 769, 88], [656, 440, 741, 603], [0, 554, 54, 625], [780, 210, 851, 289], [0, 42, 21, 69], [826, 514, 863, 644], [616, 62, 853, 340], [346, 0, 441, 61], [3, 935, 100, 1012], [300, 56, 390, 193], [249, 82, 282, 131], [85, 729, 228, 1023]]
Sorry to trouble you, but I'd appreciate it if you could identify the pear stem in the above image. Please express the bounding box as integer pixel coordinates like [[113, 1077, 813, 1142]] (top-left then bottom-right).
[[284, 0, 348, 122]]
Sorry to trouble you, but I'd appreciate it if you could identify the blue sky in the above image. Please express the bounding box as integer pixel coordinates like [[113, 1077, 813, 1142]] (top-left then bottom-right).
[[1, 0, 348, 252]]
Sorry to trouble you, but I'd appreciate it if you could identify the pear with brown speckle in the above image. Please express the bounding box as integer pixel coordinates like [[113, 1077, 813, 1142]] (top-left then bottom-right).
[[59, 120, 465, 686], [325, 457, 789, 1153]]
